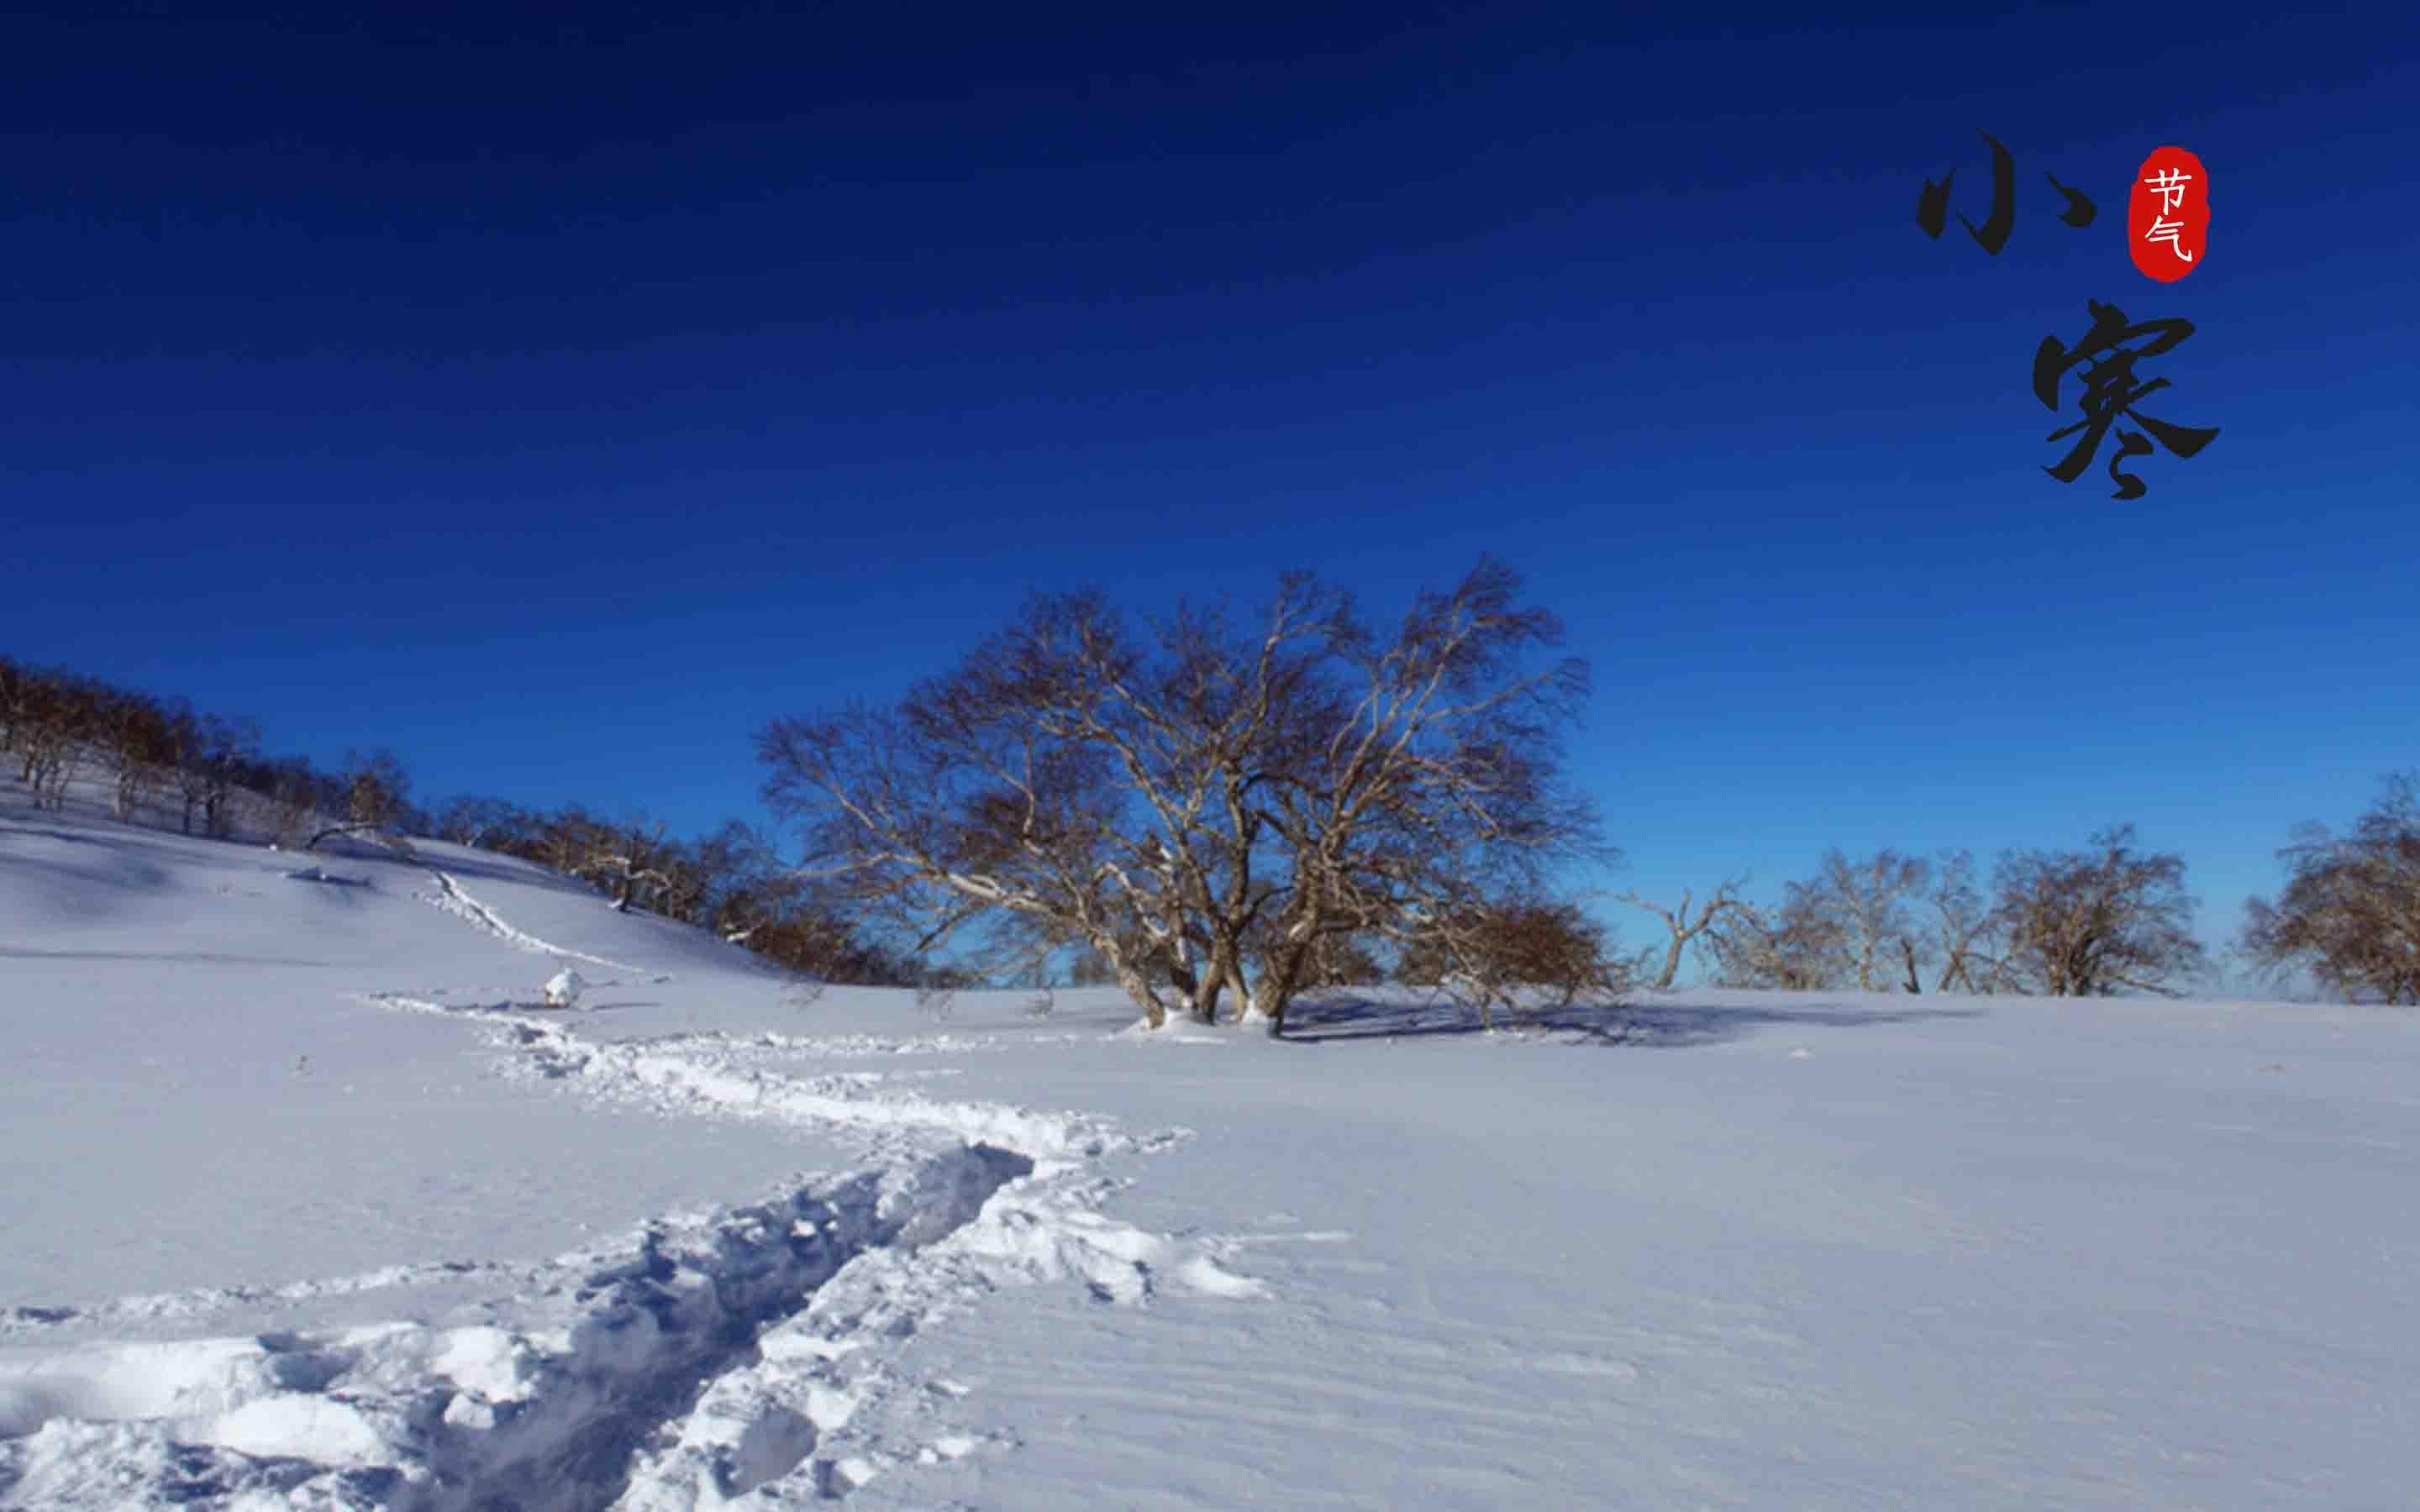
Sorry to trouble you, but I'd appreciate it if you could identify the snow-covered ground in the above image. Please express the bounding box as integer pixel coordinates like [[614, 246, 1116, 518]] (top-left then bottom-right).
[[6, 778, 2419, 1509]]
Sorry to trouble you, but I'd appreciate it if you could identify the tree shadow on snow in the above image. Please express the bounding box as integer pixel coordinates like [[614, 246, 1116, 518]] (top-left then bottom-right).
[[0, 827, 178, 890], [0, 947, 335, 966], [283, 865, 375, 887], [1280, 992, 1987, 1048]]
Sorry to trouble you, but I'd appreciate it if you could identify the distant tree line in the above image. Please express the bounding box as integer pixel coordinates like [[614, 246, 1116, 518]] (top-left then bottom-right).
[[1615, 777, 2418, 1005], [0, 652, 919, 987], [1618, 831, 2210, 997], [0, 654, 413, 847], [12, 617, 2412, 1011]]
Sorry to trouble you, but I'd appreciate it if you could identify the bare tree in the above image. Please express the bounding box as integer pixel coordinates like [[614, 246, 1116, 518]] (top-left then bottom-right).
[[746, 897, 919, 984], [1993, 824, 2208, 995], [1697, 886, 1847, 990], [163, 701, 211, 834], [14, 670, 93, 811], [95, 687, 171, 821], [306, 749, 413, 851], [1925, 848, 2012, 992], [346, 749, 409, 830], [1617, 879, 1753, 990], [759, 559, 1607, 1032], [762, 660, 1160, 1014], [0, 655, 28, 756], [20, 722, 78, 809], [2241, 774, 2420, 1004], [266, 759, 321, 845], [656, 819, 776, 927], [1244, 564, 1606, 1032], [197, 716, 259, 837], [1296, 929, 1388, 991], [584, 816, 681, 914], [1397, 896, 1620, 1026], [432, 794, 528, 851], [0, 658, 60, 777], [692, 827, 784, 933], [1794, 848, 1932, 991], [527, 805, 605, 878]]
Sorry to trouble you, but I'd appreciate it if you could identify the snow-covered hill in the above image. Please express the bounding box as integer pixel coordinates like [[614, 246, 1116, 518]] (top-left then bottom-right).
[[5, 777, 2418, 1509]]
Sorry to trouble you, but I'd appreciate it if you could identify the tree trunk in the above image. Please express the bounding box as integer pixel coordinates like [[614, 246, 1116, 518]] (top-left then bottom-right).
[[1160, 948, 1205, 1021], [1192, 937, 1250, 1025], [1222, 951, 1253, 1026], [1254, 940, 1313, 1037], [1188, 969, 1223, 1024], [1651, 936, 1683, 991], [1118, 963, 1167, 1029]]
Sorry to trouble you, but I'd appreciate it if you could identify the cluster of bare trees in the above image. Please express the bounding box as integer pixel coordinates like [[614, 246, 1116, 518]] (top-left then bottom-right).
[[21, 642, 2409, 1013], [1, 652, 915, 987], [1620, 827, 2212, 997], [759, 560, 1618, 1032], [1390, 899, 1622, 1016], [1634, 780, 2419, 1006], [2241, 774, 2420, 1004], [426, 790, 947, 989], [2, 654, 429, 851], [5, 654, 275, 832], [422, 801, 925, 984]]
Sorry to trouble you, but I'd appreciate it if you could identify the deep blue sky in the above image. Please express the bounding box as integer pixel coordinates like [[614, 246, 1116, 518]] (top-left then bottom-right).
[[8, 3, 2416, 981]]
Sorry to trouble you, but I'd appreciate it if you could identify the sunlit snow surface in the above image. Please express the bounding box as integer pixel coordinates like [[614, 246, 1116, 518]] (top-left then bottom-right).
[[5, 781, 2418, 1509]]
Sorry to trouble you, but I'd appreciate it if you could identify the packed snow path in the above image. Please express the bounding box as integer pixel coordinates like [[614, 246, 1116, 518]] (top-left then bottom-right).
[[3, 1147, 1034, 1508], [0, 987, 1251, 1509], [413, 869, 655, 979]]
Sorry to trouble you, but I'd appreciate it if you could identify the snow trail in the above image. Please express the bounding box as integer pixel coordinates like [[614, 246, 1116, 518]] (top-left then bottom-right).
[[413, 870, 654, 975], [1, 1148, 1032, 1509]]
